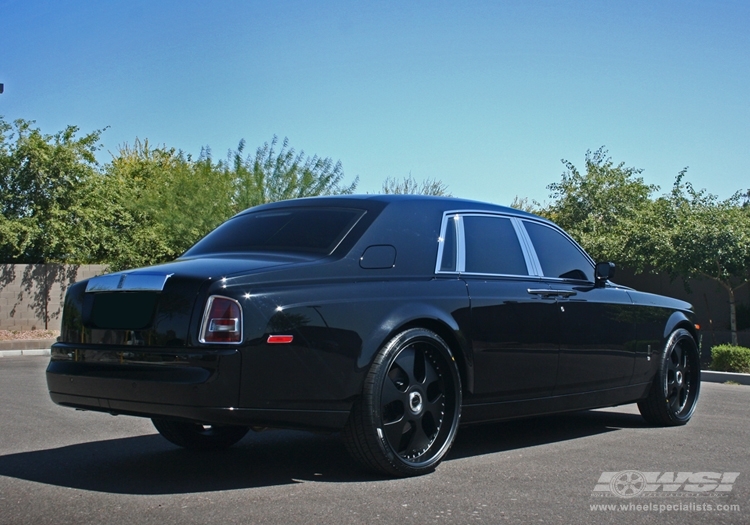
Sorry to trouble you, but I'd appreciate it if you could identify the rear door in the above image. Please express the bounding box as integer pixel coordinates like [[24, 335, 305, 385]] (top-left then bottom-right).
[[438, 213, 559, 401]]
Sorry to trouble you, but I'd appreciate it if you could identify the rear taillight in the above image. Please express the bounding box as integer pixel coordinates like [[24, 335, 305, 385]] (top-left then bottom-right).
[[199, 295, 242, 344]]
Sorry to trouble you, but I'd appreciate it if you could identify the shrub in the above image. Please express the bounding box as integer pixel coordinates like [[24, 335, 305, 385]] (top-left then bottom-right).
[[711, 344, 750, 374]]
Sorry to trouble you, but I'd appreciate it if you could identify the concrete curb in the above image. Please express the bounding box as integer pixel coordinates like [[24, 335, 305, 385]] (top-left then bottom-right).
[[0, 348, 51, 357], [701, 370, 750, 386], [0, 338, 55, 358], [0, 339, 57, 351]]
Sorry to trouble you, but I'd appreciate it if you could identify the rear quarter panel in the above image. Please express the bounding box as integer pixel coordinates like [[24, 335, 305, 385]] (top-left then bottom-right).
[[228, 277, 471, 411]]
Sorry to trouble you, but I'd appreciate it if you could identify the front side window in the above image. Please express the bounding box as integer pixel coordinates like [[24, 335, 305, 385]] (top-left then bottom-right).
[[463, 215, 528, 276], [523, 221, 594, 281]]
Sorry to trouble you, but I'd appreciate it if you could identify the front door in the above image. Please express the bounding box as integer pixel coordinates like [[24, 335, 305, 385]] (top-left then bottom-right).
[[521, 220, 637, 395]]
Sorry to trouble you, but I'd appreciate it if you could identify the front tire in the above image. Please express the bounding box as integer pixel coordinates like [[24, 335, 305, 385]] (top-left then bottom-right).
[[638, 328, 701, 426], [343, 328, 462, 477], [152, 419, 249, 450]]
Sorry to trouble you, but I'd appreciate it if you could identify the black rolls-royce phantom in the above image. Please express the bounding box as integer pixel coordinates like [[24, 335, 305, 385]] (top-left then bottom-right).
[[47, 195, 701, 477]]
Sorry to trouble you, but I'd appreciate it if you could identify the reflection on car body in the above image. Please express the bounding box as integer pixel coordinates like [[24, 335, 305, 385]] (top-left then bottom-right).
[[47, 195, 701, 477]]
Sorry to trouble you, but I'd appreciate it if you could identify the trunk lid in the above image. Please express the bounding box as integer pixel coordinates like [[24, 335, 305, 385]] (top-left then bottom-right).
[[60, 254, 315, 347]]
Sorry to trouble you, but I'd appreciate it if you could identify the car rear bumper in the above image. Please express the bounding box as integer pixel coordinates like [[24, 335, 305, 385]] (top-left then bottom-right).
[[46, 343, 351, 431], [48, 391, 351, 430]]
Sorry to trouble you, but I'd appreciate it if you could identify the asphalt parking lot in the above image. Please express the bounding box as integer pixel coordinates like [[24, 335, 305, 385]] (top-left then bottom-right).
[[0, 357, 747, 525]]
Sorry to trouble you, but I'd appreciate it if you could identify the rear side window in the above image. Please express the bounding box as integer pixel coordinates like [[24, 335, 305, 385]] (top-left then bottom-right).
[[463, 216, 527, 275], [185, 208, 365, 256], [523, 221, 594, 281]]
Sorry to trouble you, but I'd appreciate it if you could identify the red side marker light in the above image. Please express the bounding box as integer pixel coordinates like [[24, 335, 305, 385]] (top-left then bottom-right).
[[267, 335, 294, 344]]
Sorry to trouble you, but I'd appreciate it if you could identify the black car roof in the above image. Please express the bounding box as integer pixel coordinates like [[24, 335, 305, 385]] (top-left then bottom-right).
[[236, 194, 543, 221]]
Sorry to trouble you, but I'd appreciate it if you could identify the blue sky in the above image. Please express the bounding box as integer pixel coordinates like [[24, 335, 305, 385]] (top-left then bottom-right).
[[1, 0, 748, 205]]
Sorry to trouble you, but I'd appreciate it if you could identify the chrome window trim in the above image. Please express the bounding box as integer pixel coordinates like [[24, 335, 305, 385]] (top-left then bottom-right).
[[459, 270, 543, 279], [510, 217, 542, 276], [435, 212, 460, 273], [456, 214, 466, 272], [327, 209, 368, 255], [435, 210, 538, 278]]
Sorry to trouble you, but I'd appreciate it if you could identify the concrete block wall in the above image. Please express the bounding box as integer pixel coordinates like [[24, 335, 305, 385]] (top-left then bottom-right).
[[0, 264, 106, 331]]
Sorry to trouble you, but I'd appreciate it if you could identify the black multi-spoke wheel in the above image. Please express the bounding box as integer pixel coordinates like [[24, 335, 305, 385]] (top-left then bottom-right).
[[638, 328, 701, 426], [343, 328, 462, 477], [152, 419, 249, 450]]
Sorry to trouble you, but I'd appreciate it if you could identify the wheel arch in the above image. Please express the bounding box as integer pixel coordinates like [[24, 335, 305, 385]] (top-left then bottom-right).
[[344, 316, 466, 476], [638, 315, 702, 426], [360, 303, 473, 394], [397, 317, 472, 394], [663, 311, 700, 347]]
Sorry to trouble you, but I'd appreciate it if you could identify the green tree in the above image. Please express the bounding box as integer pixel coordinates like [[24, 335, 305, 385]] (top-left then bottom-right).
[[542, 147, 660, 269], [380, 173, 451, 196], [104, 136, 358, 271], [1, 118, 359, 271], [103, 139, 234, 271], [541, 148, 750, 345], [0, 117, 106, 263], [658, 173, 750, 345], [509, 196, 541, 213], [231, 136, 358, 210]]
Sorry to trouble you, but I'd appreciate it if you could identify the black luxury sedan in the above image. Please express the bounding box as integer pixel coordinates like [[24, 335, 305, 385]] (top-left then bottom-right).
[[47, 195, 701, 477]]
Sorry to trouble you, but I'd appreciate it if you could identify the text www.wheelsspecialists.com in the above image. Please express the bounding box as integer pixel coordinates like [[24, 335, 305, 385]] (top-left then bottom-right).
[[590, 502, 741, 513]]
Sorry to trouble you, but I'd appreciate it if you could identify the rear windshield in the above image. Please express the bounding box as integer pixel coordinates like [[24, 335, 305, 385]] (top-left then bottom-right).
[[184, 207, 366, 256]]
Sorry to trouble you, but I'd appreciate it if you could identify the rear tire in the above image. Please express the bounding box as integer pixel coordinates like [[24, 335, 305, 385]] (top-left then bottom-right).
[[638, 328, 701, 426], [343, 328, 462, 477], [152, 419, 249, 450]]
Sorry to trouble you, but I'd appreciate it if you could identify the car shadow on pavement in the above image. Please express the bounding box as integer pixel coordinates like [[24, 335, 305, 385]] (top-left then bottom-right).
[[0, 408, 645, 494], [448, 408, 647, 460]]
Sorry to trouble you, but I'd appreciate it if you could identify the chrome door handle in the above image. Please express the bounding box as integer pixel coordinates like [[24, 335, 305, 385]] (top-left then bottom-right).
[[527, 289, 577, 298]]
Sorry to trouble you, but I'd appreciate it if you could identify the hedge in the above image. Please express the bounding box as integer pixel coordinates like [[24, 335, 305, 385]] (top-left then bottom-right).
[[710, 344, 750, 374]]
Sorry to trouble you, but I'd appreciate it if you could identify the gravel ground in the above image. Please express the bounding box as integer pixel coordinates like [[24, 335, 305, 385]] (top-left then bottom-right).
[[0, 330, 59, 341]]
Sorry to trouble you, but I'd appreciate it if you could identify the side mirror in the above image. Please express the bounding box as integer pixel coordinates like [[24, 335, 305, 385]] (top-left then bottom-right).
[[595, 262, 616, 288]]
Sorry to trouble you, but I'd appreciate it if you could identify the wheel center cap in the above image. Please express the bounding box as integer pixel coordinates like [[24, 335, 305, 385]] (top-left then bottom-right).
[[676, 371, 683, 385], [408, 391, 423, 414]]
